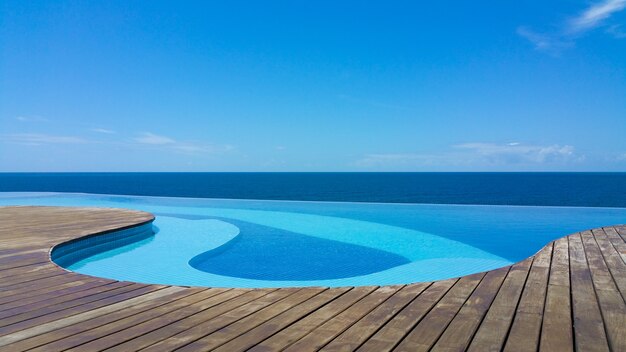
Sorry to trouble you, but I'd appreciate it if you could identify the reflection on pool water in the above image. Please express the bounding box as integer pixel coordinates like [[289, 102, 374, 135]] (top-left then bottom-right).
[[2, 192, 625, 288]]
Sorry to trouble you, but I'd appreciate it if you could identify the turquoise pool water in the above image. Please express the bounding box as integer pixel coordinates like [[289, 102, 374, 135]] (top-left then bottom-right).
[[2, 192, 626, 288]]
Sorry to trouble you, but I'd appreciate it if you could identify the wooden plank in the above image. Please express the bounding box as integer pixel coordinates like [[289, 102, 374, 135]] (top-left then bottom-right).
[[93, 289, 258, 352], [603, 227, 626, 263], [322, 283, 429, 351], [468, 258, 533, 352], [250, 286, 377, 352], [2, 288, 203, 351], [0, 282, 136, 328], [215, 288, 350, 352], [394, 273, 484, 352], [34, 288, 238, 352], [595, 228, 626, 298], [139, 288, 299, 352], [0, 268, 62, 288], [503, 242, 553, 352], [357, 280, 454, 352], [0, 280, 115, 314], [431, 267, 509, 352], [615, 225, 626, 242], [0, 281, 133, 320], [282, 286, 402, 352], [0, 284, 161, 337], [177, 288, 327, 351], [569, 233, 610, 352], [0, 275, 98, 302], [582, 230, 626, 351], [0, 263, 56, 280], [539, 237, 573, 352], [0, 287, 183, 347]]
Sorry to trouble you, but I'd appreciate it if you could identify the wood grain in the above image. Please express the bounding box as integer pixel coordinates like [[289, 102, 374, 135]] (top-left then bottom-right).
[[0, 206, 624, 351]]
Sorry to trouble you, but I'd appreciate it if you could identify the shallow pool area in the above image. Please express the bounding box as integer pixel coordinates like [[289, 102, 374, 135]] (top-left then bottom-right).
[[2, 192, 626, 288]]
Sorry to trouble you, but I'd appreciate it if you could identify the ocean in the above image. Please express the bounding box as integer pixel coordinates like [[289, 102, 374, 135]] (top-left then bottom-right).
[[1, 172, 626, 207]]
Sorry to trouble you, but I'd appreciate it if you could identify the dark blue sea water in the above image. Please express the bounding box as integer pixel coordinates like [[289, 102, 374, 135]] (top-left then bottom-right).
[[1, 172, 626, 207]]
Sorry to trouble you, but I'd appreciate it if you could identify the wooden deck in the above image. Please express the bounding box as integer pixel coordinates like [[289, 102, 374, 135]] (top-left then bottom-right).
[[0, 206, 625, 351]]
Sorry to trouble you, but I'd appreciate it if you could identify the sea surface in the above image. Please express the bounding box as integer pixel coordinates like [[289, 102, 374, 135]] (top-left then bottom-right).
[[1, 172, 625, 207]]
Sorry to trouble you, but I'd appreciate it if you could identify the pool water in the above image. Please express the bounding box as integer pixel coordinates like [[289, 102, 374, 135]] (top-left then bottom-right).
[[2, 192, 625, 288]]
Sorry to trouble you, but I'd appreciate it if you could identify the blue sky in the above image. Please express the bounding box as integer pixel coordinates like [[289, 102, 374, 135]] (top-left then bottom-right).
[[1, 1, 625, 171]]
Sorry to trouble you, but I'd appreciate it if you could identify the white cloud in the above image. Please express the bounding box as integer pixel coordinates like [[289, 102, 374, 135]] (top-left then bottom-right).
[[518, 0, 626, 53], [172, 144, 234, 154], [1, 133, 86, 145], [15, 116, 49, 123], [90, 128, 116, 134], [355, 153, 460, 168], [133, 132, 233, 155], [134, 132, 175, 145], [516, 27, 572, 54], [454, 142, 579, 163], [355, 142, 583, 169], [568, 0, 626, 33]]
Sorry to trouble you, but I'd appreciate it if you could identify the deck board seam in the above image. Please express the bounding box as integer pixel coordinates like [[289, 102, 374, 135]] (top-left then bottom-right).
[[536, 240, 556, 352], [279, 286, 390, 351], [568, 237, 576, 352], [99, 288, 271, 352], [463, 265, 513, 351], [579, 232, 612, 351], [253, 286, 378, 351], [149, 288, 298, 351], [84, 288, 249, 352], [134, 289, 280, 351], [427, 272, 490, 351], [599, 227, 626, 302], [1, 289, 208, 351], [498, 255, 537, 350], [387, 279, 459, 351], [351, 283, 435, 351], [251, 286, 356, 349], [316, 286, 400, 350], [207, 288, 332, 351]]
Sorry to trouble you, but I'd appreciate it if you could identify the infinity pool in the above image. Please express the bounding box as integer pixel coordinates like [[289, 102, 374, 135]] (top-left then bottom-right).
[[2, 192, 626, 288]]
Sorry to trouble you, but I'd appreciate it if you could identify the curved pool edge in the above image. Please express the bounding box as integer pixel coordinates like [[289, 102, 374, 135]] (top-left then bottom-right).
[[50, 221, 155, 269], [1, 206, 626, 350], [48, 209, 517, 288], [34, 205, 616, 290]]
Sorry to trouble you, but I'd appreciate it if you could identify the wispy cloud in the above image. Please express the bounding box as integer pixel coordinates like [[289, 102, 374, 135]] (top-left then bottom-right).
[[134, 132, 175, 145], [518, 0, 626, 53], [355, 142, 583, 170], [355, 153, 444, 167], [1, 133, 86, 145], [607, 24, 626, 38], [454, 142, 580, 163], [516, 27, 573, 54], [133, 132, 233, 155], [568, 0, 626, 34], [171, 143, 234, 154], [15, 116, 49, 123], [90, 128, 116, 134]]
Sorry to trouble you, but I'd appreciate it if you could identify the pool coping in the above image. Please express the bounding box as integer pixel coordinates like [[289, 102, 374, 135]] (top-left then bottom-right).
[[1, 205, 625, 350]]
